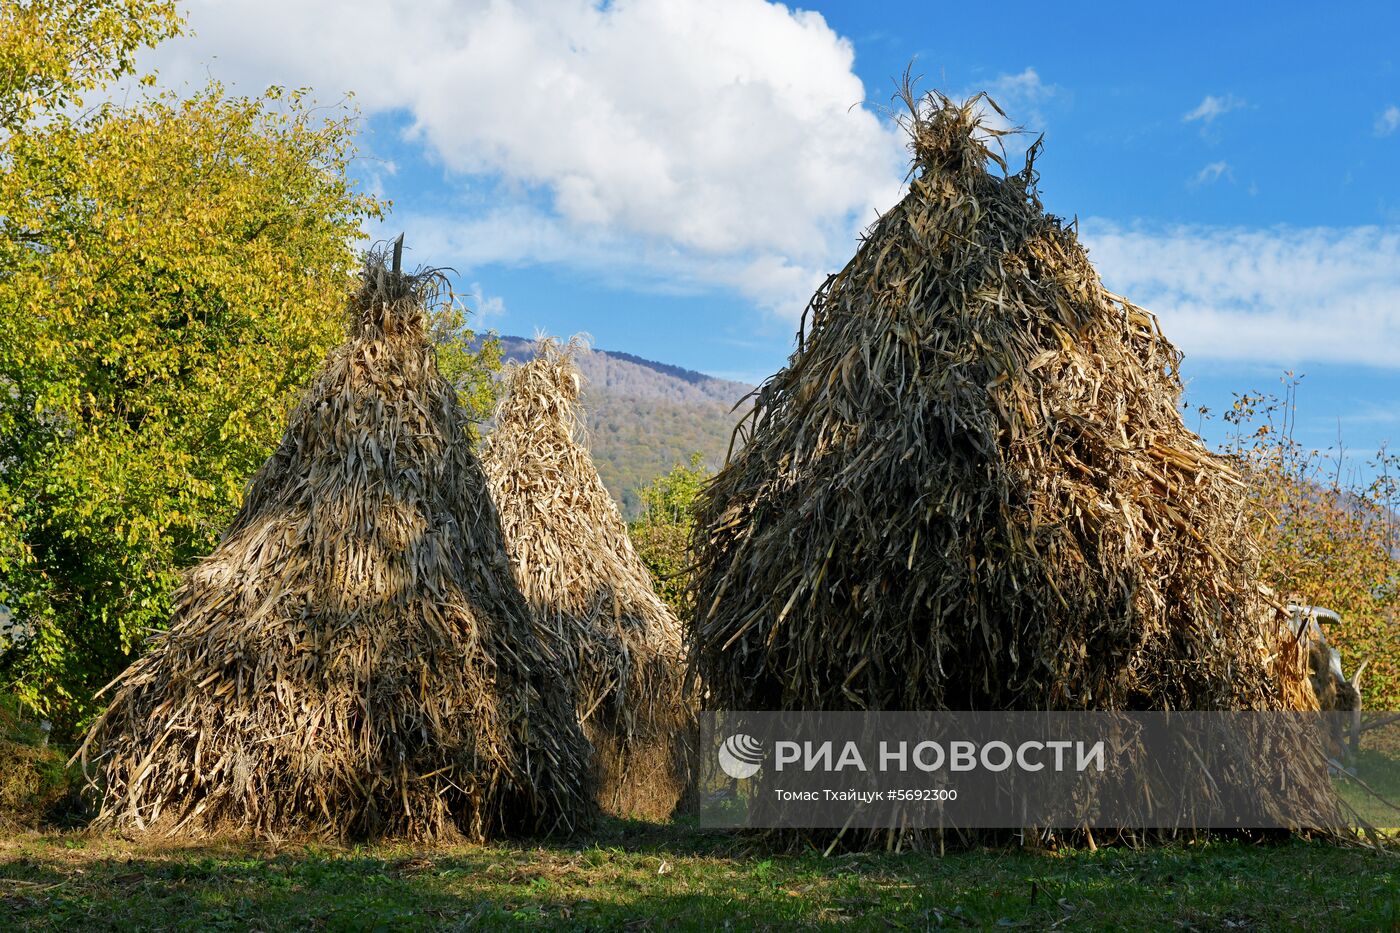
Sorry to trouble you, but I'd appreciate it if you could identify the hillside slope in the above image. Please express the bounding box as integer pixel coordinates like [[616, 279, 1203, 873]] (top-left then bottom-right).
[[489, 336, 753, 516]]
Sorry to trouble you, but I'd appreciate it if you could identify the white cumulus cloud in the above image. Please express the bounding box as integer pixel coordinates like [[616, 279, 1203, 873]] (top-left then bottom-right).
[[144, 0, 908, 315], [134, 4, 1398, 371], [1082, 222, 1400, 368]]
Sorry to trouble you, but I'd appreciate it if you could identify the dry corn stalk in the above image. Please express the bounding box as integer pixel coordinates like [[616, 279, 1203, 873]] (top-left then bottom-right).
[[693, 91, 1314, 715], [76, 253, 596, 841], [484, 338, 692, 820], [689, 90, 1337, 841]]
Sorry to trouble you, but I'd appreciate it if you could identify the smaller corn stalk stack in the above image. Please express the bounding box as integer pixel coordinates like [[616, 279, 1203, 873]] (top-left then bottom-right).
[[484, 338, 692, 820], [76, 253, 595, 841]]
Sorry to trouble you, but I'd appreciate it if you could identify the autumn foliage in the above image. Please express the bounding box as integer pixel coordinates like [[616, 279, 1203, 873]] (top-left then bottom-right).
[[1219, 377, 1399, 711], [0, 2, 383, 730]]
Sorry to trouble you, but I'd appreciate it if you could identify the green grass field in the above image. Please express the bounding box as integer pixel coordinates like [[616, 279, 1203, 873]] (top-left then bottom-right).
[[2, 737, 1394, 929], [1336, 747, 1400, 829], [2, 822, 1396, 931]]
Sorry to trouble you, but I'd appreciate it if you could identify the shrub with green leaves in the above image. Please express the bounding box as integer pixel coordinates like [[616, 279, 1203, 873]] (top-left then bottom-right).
[[630, 453, 710, 619]]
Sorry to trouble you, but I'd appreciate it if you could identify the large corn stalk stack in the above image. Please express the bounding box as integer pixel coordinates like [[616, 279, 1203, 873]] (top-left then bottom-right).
[[693, 92, 1315, 716], [690, 94, 1337, 840], [77, 254, 595, 841], [484, 338, 692, 821]]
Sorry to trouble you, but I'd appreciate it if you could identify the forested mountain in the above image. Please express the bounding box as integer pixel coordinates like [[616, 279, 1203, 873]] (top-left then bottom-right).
[[488, 336, 754, 515]]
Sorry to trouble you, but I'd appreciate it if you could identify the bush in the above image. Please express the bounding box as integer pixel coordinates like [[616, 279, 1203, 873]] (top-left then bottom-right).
[[1218, 376, 1399, 711], [630, 453, 710, 619]]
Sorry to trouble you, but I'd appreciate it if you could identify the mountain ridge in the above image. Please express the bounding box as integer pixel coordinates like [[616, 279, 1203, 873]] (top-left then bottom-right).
[[484, 334, 754, 516]]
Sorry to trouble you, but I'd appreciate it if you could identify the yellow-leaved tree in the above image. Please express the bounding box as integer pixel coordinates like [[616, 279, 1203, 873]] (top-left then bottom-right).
[[0, 1, 390, 732], [1221, 377, 1399, 711]]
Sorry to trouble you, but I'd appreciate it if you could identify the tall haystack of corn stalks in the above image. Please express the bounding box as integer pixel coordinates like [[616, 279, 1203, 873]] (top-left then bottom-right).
[[483, 338, 691, 820], [76, 254, 595, 841], [692, 91, 1318, 718]]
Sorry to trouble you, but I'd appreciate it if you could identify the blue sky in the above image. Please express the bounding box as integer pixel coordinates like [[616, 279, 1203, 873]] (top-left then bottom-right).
[[144, 0, 1398, 468]]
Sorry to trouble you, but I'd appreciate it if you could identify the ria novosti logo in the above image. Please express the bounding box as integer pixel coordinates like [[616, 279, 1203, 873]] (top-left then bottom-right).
[[718, 733, 765, 779]]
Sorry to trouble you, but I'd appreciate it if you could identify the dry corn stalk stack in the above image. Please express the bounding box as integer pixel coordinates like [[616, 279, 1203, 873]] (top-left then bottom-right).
[[692, 91, 1318, 718], [76, 253, 595, 841], [483, 338, 691, 820]]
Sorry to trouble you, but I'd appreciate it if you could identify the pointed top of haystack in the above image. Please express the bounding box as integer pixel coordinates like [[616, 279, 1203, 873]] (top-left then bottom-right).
[[486, 339, 666, 632], [692, 90, 1311, 717], [347, 247, 445, 339], [484, 337, 691, 821], [494, 334, 589, 434], [80, 256, 595, 841], [901, 88, 1014, 181]]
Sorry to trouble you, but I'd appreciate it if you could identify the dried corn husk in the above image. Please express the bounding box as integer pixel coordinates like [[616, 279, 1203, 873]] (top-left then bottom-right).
[[693, 92, 1315, 715], [77, 254, 596, 842], [484, 338, 692, 820], [689, 92, 1337, 841]]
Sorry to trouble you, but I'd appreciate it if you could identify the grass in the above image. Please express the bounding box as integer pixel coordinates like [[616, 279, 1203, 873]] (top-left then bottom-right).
[[1, 821, 1396, 931], [1336, 747, 1400, 829]]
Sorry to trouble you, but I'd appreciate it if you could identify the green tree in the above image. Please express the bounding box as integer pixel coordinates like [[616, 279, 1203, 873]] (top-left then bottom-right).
[[426, 299, 501, 435], [630, 453, 710, 619], [0, 1, 387, 731]]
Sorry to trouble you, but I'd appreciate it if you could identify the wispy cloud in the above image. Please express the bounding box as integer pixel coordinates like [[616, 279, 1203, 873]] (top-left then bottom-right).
[[1339, 401, 1400, 427], [1183, 93, 1247, 124], [965, 67, 1059, 147], [1188, 161, 1234, 188], [359, 158, 398, 201], [1376, 105, 1400, 137], [466, 282, 507, 323], [1082, 222, 1400, 368], [398, 206, 835, 320], [985, 68, 1057, 122]]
